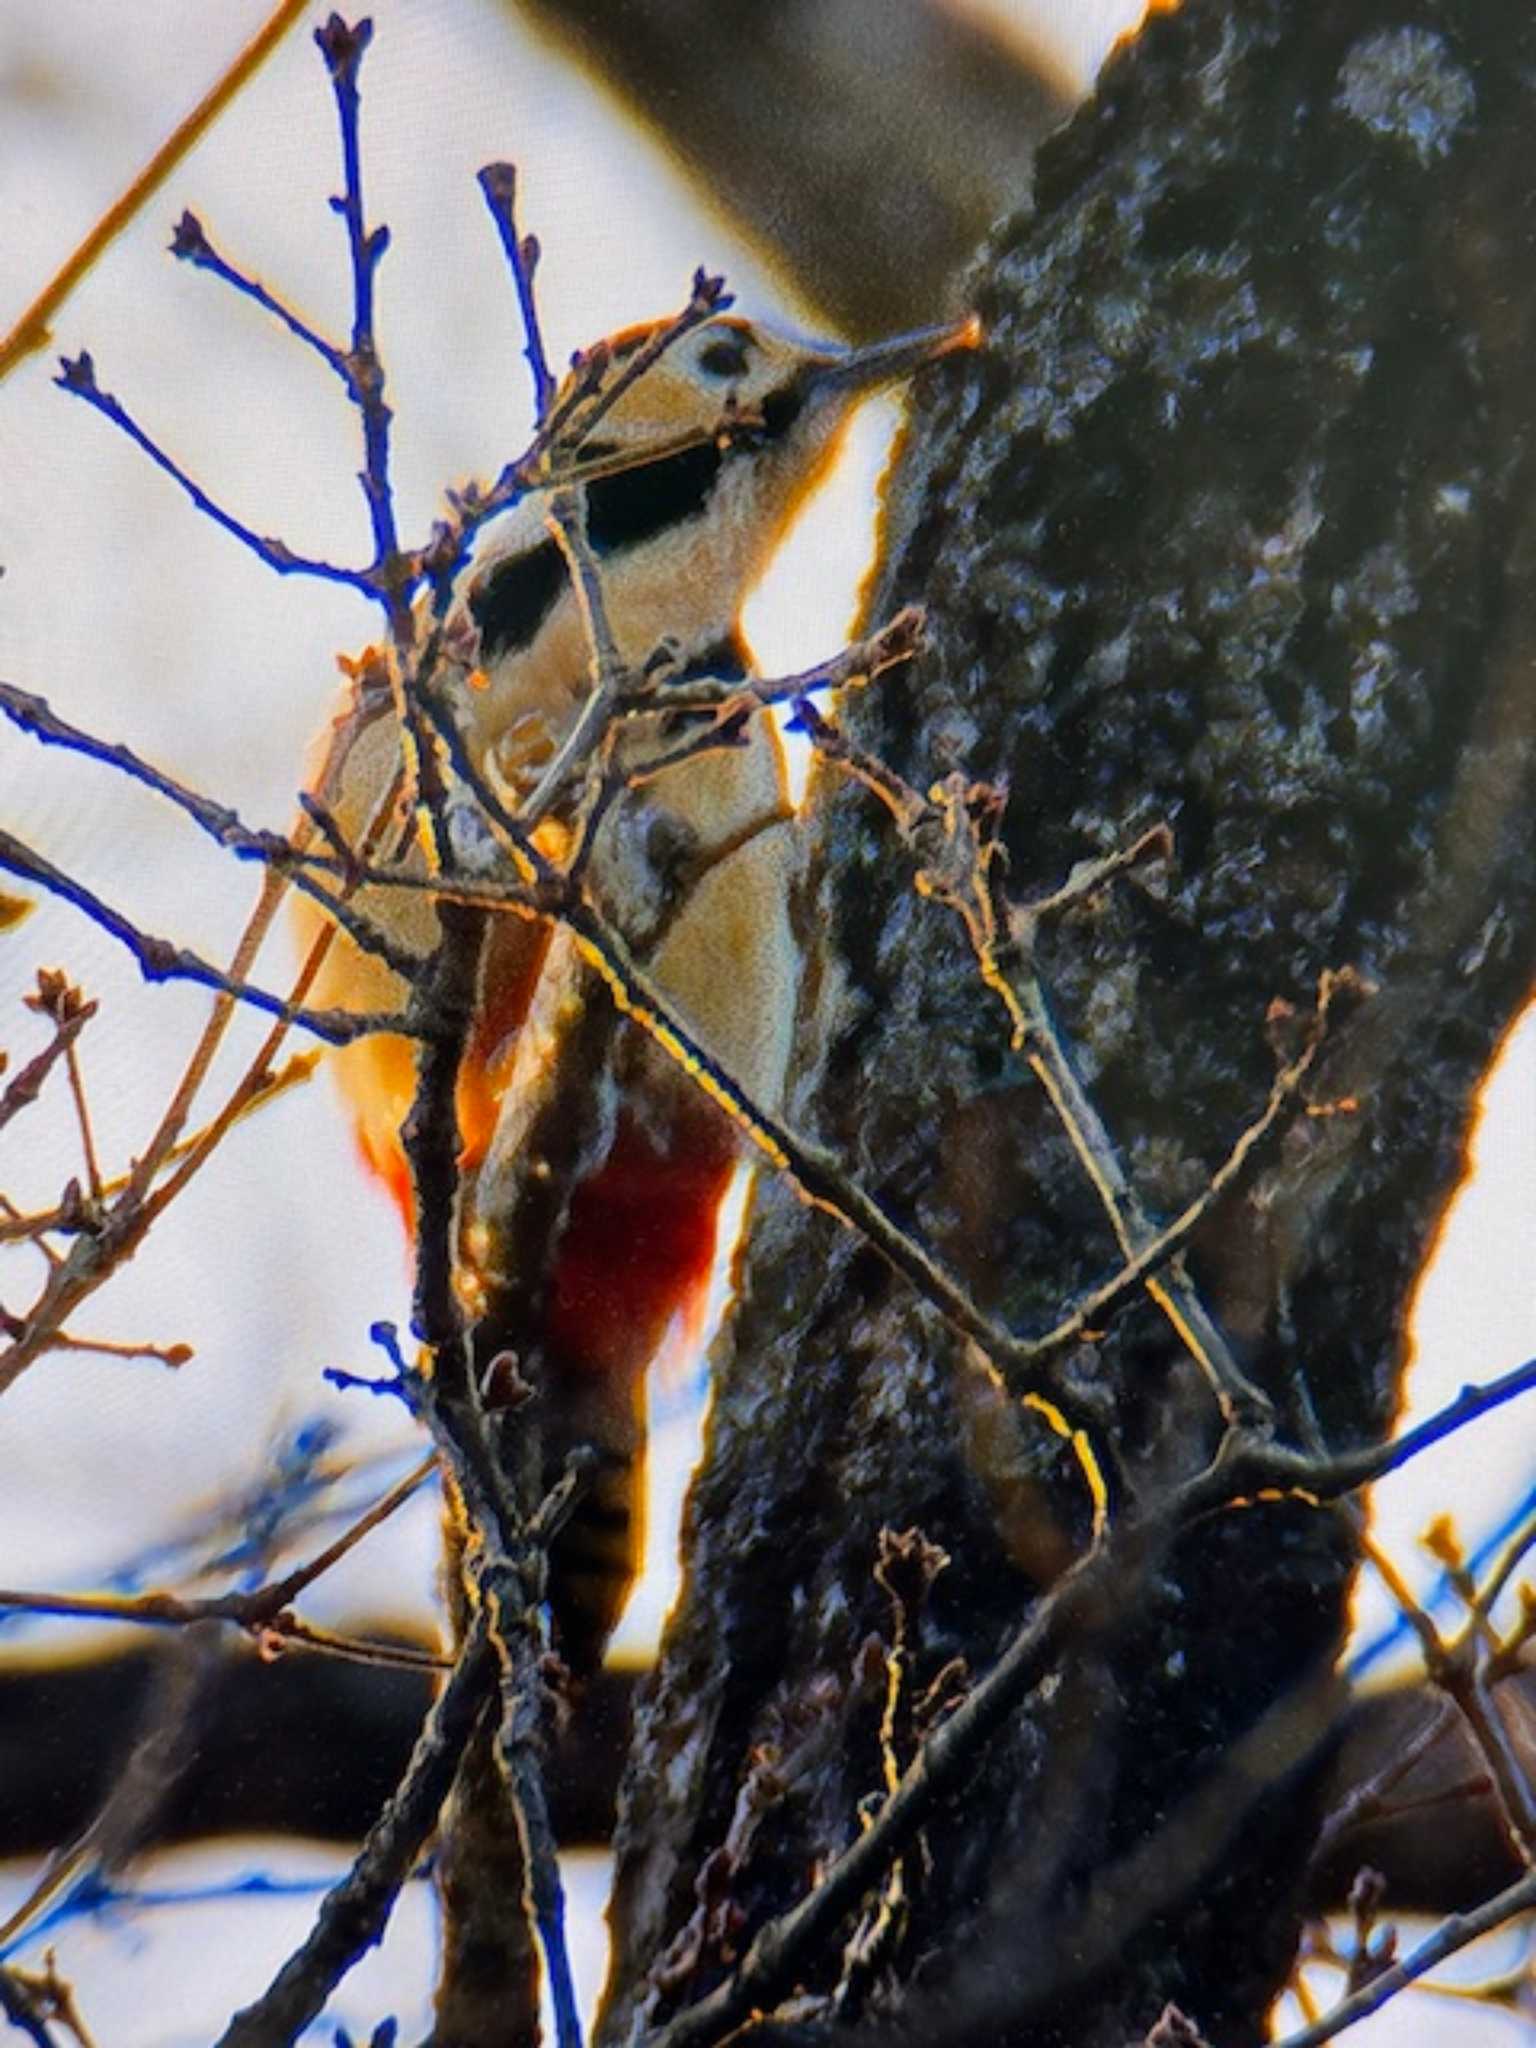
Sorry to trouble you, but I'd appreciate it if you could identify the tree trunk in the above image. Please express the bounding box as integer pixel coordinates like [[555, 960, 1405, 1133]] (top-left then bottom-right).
[[603, 2, 1536, 2041]]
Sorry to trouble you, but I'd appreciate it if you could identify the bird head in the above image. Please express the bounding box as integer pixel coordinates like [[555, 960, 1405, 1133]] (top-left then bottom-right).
[[534, 308, 982, 591]]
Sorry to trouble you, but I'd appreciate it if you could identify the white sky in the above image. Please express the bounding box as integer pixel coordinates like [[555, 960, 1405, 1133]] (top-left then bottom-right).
[[0, 4, 1531, 2041]]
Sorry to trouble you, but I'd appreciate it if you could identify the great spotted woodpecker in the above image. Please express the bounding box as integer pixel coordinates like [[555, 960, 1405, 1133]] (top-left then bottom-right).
[[302, 306, 976, 1672]]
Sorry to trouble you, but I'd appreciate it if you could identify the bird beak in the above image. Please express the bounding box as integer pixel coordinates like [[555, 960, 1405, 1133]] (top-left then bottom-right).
[[809, 312, 983, 396]]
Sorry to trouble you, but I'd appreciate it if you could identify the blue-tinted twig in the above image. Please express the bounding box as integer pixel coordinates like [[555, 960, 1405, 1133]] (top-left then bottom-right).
[[53, 353, 375, 596], [213, 1418, 343, 1586], [1290, 1354, 1536, 1499], [170, 210, 348, 380], [0, 1965, 61, 2047], [324, 1321, 419, 1411], [314, 15, 402, 603], [477, 162, 555, 420], [0, 1451, 440, 1671], [4, 1865, 396, 1967], [0, 678, 427, 984], [0, 828, 411, 1046], [334, 2022, 398, 2048], [1350, 1478, 1536, 1680], [324, 1365, 414, 1407], [214, 1615, 493, 2048]]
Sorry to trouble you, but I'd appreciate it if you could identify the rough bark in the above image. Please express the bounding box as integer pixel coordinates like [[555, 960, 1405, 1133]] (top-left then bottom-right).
[[604, 3, 1536, 2042]]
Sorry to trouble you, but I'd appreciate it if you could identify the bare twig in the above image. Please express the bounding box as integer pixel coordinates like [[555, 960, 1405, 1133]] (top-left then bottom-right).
[[0, 828, 411, 1046], [1268, 1865, 1536, 2048], [646, 1361, 1536, 2047], [1013, 969, 1363, 1374], [0, 678, 429, 984], [0, 988, 97, 1136], [53, 355, 375, 596], [0, 1052, 319, 1245], [0, 0, 310, 378], [1313, 1697, 1458, 1863], [0, 1452, 441, 1668], [0, 1964, 64, 2048], [313, 15, 405, 611], [41, 1331, 191, 1369], [525, 486, 632, 830], [477, 161, 555, 420], [1353, 1523, 1536, 1869], [803, 695, 1286, 1428], [170, 210, 347, 382], [213, 1616, 493, 2048], [1268, 1358, 1536, 1500]]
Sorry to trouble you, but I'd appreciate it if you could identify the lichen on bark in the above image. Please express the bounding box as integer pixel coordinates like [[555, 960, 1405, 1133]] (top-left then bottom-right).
[[603, 3, 1536, 2042]]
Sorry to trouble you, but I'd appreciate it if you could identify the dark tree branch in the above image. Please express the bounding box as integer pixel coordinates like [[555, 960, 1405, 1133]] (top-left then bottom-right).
[[506, 0, 1072, 338], [213, 1619, 493, 2048], [0, 829, 411, 1045]]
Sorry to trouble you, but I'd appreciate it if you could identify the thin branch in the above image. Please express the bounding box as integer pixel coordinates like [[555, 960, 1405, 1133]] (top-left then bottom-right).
[[647, 1360, 1536, 2046], [262, 1450, 439, 1611], [1313, 1697, 1458, 1863], [0, 1965, 64, 2048], [636, 606, 926, 722], [804, 697, 1282, 1427], [1013, 969, 1361, 1374], [1358, 1520, 1536, 1867], [0, 996, 96, 1136], [59, 1037, 102, 1205], [213, 1617, 493, 2048], [0, 1051, 319, 1245], [0, 0, 310, 378], [0, 1451, 441, 1667], [1268, 1865, 1536, 2048], [0, 828, 412, 1046], [314, 15, 404, 604], [53, 354, 375, 596], [43, 1331, 191, 1369], [523, 487, 632, 830], [169, 210, 347, 379], [478, 162, 555, 420], [252, 1617, 450, 1674], [1473, 1498, 1536, 1627], [1260, 1357, 1536, 1500], [0, 864, 302, 1392], [612, 609, 928, 798], [524, 266, 731, 486], [492, 1591, 585, 2048], [0, 679, 429, 984]]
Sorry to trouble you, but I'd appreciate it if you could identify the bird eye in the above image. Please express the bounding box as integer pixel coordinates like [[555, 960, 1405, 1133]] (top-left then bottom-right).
[[697, 338, 751, 380]]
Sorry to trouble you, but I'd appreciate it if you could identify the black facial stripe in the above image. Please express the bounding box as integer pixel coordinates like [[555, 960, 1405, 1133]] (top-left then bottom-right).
[[584, 439, 723, 555], [469, 538, 567, 660], [668, 635, 750, 685], [760, 383, 806, 440]]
